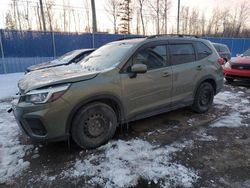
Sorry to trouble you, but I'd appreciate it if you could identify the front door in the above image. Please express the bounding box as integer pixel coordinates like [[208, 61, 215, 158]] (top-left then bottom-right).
[[120, 43, 172, 120]]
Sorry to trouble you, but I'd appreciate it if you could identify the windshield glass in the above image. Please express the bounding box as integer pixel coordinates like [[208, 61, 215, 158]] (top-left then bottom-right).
[[79, 43, 135, 70], [57, 50, 81, 62], [243, 49, 250, 56]]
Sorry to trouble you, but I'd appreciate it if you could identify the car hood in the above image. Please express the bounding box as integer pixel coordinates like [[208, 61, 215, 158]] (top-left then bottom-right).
[[230, 56, 250, 64], [19, 64, 99, 93], [27, 59, 68, 72]]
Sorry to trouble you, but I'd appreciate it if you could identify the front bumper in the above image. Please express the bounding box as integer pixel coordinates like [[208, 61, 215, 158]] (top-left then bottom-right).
[[223, 67, 250, 79], [12, 97, 72, 142]]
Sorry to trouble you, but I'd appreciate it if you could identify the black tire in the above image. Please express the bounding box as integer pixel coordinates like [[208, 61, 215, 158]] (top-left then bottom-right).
[[192, 82, 214, 113], [225, 77, 234, 83], [72, 102, 117, 149]]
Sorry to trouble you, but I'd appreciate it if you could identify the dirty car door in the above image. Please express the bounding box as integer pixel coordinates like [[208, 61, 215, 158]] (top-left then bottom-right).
[[120, 43, 172, 120]]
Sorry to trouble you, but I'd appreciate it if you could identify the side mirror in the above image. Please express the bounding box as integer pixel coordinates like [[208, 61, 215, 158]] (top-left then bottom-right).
[[131, 64, 147, 74]]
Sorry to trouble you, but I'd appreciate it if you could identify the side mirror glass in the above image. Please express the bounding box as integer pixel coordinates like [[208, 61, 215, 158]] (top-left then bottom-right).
[[131, 64, 147, 74]]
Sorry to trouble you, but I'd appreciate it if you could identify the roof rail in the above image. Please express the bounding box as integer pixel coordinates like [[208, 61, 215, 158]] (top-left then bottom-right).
[[115, 36, 145, 41], [146, 34, 199, 39]]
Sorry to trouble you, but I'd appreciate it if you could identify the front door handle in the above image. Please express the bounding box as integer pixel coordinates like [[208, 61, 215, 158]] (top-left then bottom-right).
[[196, 65, 202, 71], [162, 72, 169, 77]]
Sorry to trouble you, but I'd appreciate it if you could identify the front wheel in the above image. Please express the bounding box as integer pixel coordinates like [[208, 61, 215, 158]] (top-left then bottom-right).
[[72, 102, 117, 149], [192, 82, 214, 113]]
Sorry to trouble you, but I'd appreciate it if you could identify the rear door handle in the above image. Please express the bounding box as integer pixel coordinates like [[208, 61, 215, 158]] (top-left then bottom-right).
[[162, 72, 169, 77], [196, 65, 202, 71]]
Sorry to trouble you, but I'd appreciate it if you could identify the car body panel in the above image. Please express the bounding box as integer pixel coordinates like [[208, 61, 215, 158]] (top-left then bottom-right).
[[120, 66, 172, 119]]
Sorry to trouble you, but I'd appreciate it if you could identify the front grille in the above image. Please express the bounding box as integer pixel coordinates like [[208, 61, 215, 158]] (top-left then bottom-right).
[[231, 63, 250, 70]]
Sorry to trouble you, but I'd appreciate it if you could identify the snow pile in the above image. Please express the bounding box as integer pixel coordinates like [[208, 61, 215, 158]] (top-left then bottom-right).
[[0, 73, 23, 100], [63, 139, 198, 188], [211, 91, 249, 128], [0, 102, 33, 183]]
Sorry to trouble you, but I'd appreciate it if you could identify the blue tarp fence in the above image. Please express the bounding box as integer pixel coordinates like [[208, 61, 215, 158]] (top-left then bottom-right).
[[0, 29, 250, 74]]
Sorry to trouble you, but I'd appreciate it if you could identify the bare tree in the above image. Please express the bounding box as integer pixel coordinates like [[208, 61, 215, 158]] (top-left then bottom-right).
[[162, 0, 171, 34], [180, 6, 189, 34], [83, 0, 91, 32], [234, 2, 250, 37], [34, 2, 42, 30], [138, 0, 145, 35], [45, 0, 54, 31], [105, 0, 120, 33], [148, 0, 162, 34]]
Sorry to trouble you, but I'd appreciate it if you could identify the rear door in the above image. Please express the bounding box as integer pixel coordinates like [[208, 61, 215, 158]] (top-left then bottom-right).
[[120, 42, 172, 119], [169, 41, 206, 105]]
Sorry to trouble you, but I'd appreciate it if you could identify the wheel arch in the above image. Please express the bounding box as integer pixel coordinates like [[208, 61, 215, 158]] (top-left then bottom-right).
[[65, 94, 125, 135], [193, 76, 217, 98]]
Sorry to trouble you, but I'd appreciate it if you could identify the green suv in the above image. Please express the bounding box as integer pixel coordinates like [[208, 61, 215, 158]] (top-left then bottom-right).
[[12, 35, 224, 149]]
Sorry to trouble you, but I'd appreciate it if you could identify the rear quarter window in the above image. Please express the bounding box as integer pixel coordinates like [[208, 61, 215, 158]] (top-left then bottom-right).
[[220, 45, 230, 52], [195, 42, 212, 60], [169, 43, 196, 65]]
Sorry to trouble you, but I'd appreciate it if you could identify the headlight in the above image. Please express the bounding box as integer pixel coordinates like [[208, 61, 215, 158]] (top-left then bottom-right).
[[224, 62, 231, 69], [24, 84, 70, 104]]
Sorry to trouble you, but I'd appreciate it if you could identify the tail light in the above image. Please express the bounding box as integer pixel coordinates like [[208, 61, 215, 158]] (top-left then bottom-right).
[[218, 58, 225, 65]]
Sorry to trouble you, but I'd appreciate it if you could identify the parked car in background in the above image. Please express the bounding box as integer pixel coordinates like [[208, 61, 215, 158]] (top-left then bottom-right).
[[212, 43, 231, 63], [223, 48, 250, 82], [12, 35, 223, 149], [26, 48, 95, 72]]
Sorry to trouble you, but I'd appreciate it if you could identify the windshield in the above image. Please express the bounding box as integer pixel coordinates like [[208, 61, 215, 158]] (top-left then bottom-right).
[[57, 50, 81, 62], [243, 49, 250, 56], [79, 43, 135, 70]]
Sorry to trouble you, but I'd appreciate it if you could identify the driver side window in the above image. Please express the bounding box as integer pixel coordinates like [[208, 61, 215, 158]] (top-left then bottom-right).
[[133, 45, 167, 70]]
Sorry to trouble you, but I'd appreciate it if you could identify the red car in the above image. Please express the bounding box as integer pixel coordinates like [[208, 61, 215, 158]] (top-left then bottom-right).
[[223, 48, 250, 82]]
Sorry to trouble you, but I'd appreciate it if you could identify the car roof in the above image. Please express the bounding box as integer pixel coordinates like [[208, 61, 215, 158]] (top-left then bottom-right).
[[109, 36, 208, 47]]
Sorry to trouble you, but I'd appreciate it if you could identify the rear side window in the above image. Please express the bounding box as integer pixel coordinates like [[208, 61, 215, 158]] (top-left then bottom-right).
[[169, 44, 195, 65], [220, 45, 229, 52], [195, 42, 212, 60], [213, 44, 220, 52]]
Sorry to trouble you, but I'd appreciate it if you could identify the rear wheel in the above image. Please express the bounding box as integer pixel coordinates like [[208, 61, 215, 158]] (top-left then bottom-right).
[[72, 102, 117, 149], [192, 82, 214, 113], [225, 77, 234, 83]]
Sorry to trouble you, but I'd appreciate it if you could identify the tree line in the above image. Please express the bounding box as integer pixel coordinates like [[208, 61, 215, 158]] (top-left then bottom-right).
[[4, 0, 250, 37]]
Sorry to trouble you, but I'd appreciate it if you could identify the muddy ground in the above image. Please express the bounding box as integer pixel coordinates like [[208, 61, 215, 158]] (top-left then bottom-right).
[[1, 80, 250, 188]]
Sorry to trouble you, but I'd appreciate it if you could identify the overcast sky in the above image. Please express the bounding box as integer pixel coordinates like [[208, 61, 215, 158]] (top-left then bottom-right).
[[0, 0, 248, 31]]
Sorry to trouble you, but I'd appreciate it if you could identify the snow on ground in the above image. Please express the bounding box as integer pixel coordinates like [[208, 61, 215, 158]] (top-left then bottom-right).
[[63, 139, 198, 188], [195, 129, 217, 141], [212, 90, 250, 128], [0, 73, 23, 100], [0, 102, 33, 184]]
